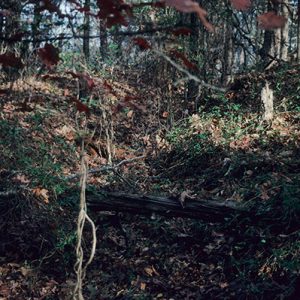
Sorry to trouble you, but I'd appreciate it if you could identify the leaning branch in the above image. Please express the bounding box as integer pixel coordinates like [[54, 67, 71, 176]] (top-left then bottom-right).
[[65, 155, 145, 180], [153, 49, 226, 92]]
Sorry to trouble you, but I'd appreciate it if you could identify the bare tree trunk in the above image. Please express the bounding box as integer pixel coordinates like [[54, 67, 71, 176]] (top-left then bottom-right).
[[273, 0, 282, 60], [222, 20, 234, 85], [187, 13, 199, 104], [274, 28, 281, 59], [83, 0, 90, 63], [280, 0, 289, 61], [99, 20, 108, 60], [261, 29, 274, 64], [3, 1, 21, 44], [261, 1, 278, 65], [297, 0, 300, 62], [0, 14, 3, 38], [32, 4, 42, 50]]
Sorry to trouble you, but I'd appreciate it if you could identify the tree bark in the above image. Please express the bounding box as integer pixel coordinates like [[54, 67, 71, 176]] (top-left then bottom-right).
[[222, 18, 234, 85], [32, 4, 42, 50], [83, 0, 90, 63], [297, 0, 300, 62], [261, 1, 276, 65], [280, 0, 289, 61], [186, 13, 199, 103], [0, 14, 3, 38], [87, 191, 249, 222], [99, 19, 108, 60]]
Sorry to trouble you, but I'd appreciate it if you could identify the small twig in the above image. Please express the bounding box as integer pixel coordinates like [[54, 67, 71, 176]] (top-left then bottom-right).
[[66, 155, 145, 180], [0, 190, 19, 197], [243, 185, 282, 206], [279, 229, 300, 238], [112, 169, 137, 190]]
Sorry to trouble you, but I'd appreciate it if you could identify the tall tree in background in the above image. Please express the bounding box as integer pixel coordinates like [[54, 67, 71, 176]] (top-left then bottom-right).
[[99, 20, 108, 60], [32, 2, 42, 50], [280, 0, 290, 61], [83, 0, 90, 62], [221, 10, 234, 85], [297, 0, 300, 62], [261, 0, 276, 65], [1, 0, 22, 47]]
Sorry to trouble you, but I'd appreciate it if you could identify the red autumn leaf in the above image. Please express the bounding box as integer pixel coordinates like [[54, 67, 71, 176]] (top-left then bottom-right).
[[107, 13, 127, 28], [170, 49, 198, 71], [102, 80, 119, 97], [0, 52, 23, 68], [71, 97, 90, 115], [165, 0, 214, 32], [132, 37, 152, 50], [81, 74, 95, 90], [64, 89, 70, 97], [172, 27, 193, 36], [124, 96, 146, 111], [75, 100, 90, 114], [162, 111, 169, 118], [38, 43, 60, 68], [257, 11, 287, 30], [96, 0, 131, 27], [123, 95, 136, 102], [230, 0, 251, 11], [103, 80, 114, 92], [67, 71, 95, 90], [112, 103, 123, 114], [112, 95, 146, 113]]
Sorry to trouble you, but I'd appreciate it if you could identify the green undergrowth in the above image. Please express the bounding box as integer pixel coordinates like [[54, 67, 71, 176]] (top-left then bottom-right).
[[0, 110, 78, 269], [155, 102, 300, 219], [0, 112, 76, 195], [149, 99, 300, 295]]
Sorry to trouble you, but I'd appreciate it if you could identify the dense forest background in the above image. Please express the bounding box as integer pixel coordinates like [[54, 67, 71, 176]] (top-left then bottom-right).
[[1, 1, 300, 299]]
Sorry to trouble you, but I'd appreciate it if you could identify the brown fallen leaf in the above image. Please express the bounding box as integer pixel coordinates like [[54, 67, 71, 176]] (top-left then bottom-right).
[[0, 283, 10, 297], [12, 174, 30, 184], [20, 266, 33, 277], [32, 187, 49, 203], [127, 110, 134, 118], [162, 111, 169, 118], [140, 282, 146, 291]]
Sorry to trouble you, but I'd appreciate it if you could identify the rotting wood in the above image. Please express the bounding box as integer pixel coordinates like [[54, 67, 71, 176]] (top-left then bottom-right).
[[87, 191, 250, 222]]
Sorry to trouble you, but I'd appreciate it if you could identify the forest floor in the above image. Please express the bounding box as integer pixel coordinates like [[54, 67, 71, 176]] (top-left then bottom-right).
[[0, 63, 300, 299]]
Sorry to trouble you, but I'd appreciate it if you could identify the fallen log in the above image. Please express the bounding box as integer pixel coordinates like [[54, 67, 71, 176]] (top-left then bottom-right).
[[87, 191, 250, 222]]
